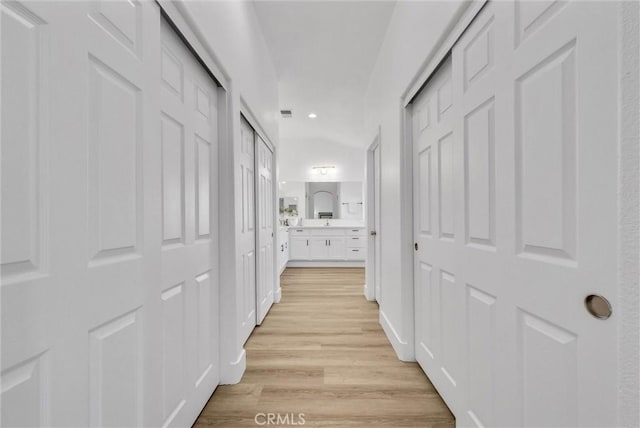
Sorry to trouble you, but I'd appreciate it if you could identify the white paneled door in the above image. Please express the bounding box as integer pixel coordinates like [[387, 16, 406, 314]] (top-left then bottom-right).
[[1, 3, 220, 427], [413, 2, 620, 427], [373, 143, 381, 303], [256, 137, 275, 324], [159, 18, 220, 428], [239, 117, 257, 344]]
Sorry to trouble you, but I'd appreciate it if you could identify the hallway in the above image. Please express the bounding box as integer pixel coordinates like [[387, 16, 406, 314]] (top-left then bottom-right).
[[194, 268, 454, 427], [2, 2, 638, 426]]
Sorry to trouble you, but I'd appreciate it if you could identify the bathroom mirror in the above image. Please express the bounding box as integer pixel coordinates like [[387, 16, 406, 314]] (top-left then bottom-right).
[[279, 181, 364, 220]]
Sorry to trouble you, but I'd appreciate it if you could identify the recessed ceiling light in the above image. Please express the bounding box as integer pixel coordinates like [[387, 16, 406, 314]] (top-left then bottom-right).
[[308, 113, 317, 119]]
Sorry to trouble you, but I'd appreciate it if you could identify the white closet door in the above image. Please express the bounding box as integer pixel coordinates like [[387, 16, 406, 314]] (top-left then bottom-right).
[[159, 18, 220, 427], [239, 117, 257, 344], [373, 143, 382, 302], [413, 2, 621, 426], [412, 56, 460, 412], [256, 137, 274, 324], [2, 4, 220, 427], [85, 4, 161, 427], [1, 2, 161, 426], [1, 3, 69, 426]]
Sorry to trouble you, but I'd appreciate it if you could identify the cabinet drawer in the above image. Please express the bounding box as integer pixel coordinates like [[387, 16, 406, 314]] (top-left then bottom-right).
[[310, 228, 346, 237], [290, 228, 310, 236], [346, 248, 366, 260], [347, 236, 366, 248], [346, 228, 365, 237]]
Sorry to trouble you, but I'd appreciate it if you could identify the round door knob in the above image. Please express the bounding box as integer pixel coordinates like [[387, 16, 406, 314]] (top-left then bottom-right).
[[584, 294, 612, 320]]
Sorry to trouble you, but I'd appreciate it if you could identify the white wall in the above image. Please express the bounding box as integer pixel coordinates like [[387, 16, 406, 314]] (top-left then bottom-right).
[[279, 138, 365, 182], [179, 1, 279, 143], [363, 0, 468, 359], [339, 182, 364, 221], [175, 1, 280, 383]]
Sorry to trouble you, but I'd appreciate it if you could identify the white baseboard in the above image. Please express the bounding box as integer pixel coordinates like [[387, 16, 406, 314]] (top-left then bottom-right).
[[287, 260, 365, 268], [219, 348, 246, 384], [379, 309, 414, 362], [274, 287, 282, 303]]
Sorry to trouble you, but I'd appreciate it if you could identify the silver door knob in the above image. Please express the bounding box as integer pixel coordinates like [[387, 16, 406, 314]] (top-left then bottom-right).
[[370, 230, 377, 236]]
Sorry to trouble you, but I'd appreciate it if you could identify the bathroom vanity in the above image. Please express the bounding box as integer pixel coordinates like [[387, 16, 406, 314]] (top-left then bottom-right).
[[279, 180, 366, 267], [286, 225, 366, 266]]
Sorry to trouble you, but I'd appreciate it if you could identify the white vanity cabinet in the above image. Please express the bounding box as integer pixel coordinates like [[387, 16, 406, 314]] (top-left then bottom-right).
[[289, 228, 310, 260], [346, 228, 367, 260], [308, 236, 347, 259], [277, 226, 290, 273], [288, 227, 365, 261], [327, 237, 346, 259]]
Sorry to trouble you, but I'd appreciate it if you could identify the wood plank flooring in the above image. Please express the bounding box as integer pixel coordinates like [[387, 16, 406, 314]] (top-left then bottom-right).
[[194, 267, 454, 427]]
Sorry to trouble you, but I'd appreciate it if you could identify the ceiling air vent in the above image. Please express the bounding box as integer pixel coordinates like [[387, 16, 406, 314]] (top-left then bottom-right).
[[280, 109, 292, 118]]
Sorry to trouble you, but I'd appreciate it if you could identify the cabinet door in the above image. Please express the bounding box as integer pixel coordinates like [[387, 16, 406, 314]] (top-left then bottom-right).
[[327, 237, 346, 260], [289, 237, 309, 260], [309, 238, 329, 260]]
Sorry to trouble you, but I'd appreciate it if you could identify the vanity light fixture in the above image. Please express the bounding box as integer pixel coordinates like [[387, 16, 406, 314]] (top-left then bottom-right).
[[312, 165, 335, 175], [308, 113, 317, 119]]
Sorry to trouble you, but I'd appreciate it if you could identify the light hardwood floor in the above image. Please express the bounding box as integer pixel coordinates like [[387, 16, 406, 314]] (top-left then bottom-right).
[[194, 267, 454, 427]]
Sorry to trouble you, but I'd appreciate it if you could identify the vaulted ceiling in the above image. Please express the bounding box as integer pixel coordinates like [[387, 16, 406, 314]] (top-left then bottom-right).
[[253, 1, 397, 148]]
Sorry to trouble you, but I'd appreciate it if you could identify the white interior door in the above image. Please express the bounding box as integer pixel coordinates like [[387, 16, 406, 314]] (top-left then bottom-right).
[[412, 56, 460, 414], [159, 18, 220, 427], [1, 2, 162, 426], [239, 117, 257, 343], [373, 143, 382, 303], [413, 2, 620, 426], [1, 3, 76, 425], [256, 136, 274, 324], [1, 4, 220, 427]]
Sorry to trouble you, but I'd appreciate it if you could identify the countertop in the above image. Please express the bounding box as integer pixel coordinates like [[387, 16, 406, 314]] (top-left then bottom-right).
[[284, 225, 365, 229]]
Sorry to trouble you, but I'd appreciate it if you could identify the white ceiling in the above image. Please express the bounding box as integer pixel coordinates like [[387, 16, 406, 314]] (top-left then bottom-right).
[[253, 0, 397, 148]]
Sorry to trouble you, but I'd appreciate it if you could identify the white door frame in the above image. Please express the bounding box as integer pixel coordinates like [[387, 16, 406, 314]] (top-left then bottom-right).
[[399, 0, 639, 425], [365, 130, 380, 302]]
